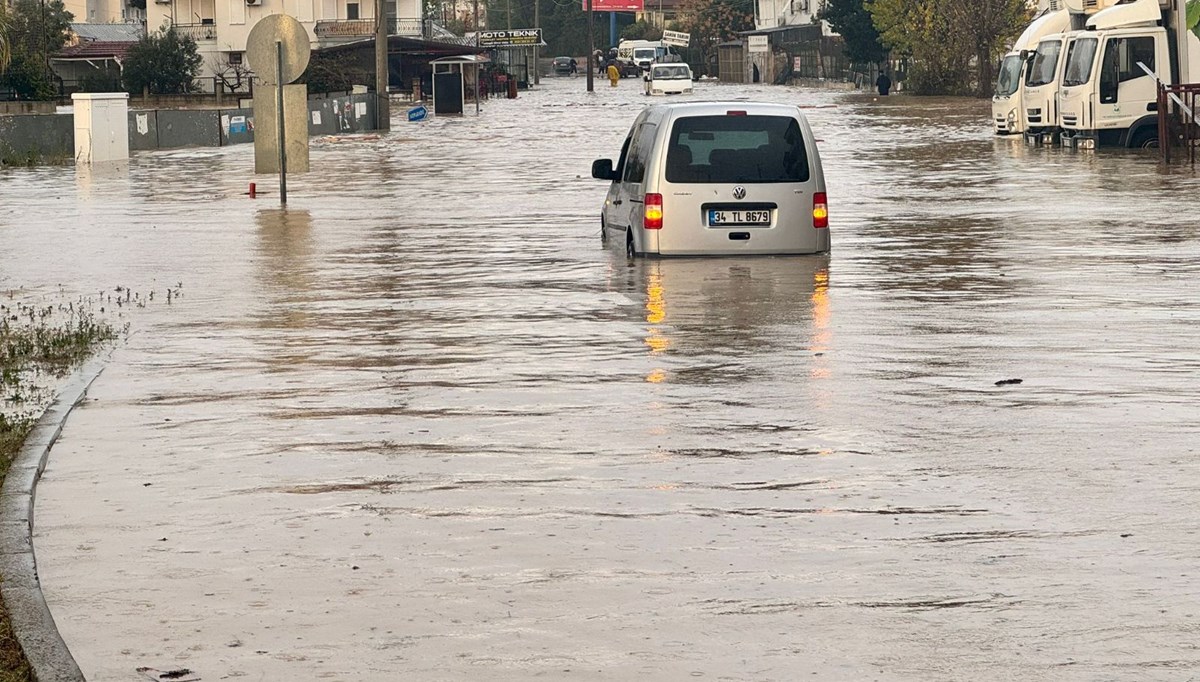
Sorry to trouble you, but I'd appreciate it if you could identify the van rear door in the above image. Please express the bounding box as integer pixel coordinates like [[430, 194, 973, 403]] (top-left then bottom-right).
[[657, 110, 825, 255]]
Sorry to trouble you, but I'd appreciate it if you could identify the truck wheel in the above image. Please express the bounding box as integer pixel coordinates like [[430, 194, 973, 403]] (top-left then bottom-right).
[[600, 215, 608, 243], [625, 229, 636, 258], [1129, 127, 1159, 149]]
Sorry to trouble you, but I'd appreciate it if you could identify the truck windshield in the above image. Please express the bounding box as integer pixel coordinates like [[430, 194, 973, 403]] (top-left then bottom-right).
[[666, 115, 809, 184], [1062, 37, 1098, 86], [653, 66, 690, 80], [995, 54, 1022, 97], [1026, 40, 1062, 87]]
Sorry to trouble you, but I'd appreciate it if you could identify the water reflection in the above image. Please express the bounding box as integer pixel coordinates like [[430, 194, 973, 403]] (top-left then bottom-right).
[[619, 255, 831, 385], [254, 208, 315, 337]]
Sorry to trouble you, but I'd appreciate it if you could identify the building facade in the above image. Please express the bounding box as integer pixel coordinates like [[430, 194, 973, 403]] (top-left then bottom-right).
[[145, 0, 424, 80]]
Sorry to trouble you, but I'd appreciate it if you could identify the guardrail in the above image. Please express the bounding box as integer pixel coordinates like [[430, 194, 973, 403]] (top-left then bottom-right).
[[1138, 61, 1200, 164], [173, 23, 218, 41], [314, 17, 424, 38]]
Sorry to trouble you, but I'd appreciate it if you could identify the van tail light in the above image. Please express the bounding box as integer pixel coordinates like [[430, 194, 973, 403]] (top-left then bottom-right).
[[812, 192, 828, 229], [644, 193, 663, 229]]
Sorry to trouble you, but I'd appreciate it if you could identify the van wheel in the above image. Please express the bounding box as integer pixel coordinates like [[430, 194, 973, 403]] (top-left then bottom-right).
[[600, 216, 608, 243], [1129, 127, 1159, 149], [625, 229, 636, 258]]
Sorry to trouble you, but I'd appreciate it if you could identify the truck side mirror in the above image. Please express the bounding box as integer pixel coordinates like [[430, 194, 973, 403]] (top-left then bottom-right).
[[592, 159, 615, 180], [1020, 49, 1031, 62]]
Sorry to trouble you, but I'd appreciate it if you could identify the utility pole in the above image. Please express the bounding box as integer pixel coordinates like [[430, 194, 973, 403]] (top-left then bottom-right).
[[532, 0, 539, 85], [375, 0, 389, 130], [586, 0, 594, 92]]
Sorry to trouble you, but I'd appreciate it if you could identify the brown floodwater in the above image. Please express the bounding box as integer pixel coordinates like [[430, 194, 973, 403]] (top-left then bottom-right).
[[3, 77, 1200, 681]]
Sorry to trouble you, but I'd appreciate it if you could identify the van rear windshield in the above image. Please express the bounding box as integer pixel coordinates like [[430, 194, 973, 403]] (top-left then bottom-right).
[[666, 115, 810, 184]]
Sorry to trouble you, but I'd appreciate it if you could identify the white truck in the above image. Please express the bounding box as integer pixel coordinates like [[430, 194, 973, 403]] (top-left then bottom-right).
[[993, 7, 1072, 135], [1058, 0, 1200, 148], [617, 40, 671, 71]]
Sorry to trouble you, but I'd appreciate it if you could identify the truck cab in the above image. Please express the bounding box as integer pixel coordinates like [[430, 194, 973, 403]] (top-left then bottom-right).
[[1058, 0, 1200, 148], [992, 8, 1071, 135], [1022, 32, 1073, 140], [618, 40, 671, 72]]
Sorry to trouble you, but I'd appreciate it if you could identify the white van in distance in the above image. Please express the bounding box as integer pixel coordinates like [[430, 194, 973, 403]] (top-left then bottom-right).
[[644, 63, 694, 95], [591, 102, 829, 257]]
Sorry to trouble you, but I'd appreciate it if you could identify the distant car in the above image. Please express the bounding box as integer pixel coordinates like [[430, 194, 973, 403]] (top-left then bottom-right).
[[552, 56, 575, 75], [644, 63, 694, 95], [609, 59, 641, 78]]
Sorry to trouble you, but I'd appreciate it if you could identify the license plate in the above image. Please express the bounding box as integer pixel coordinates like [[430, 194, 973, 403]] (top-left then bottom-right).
[[708, 209, 770, 226]]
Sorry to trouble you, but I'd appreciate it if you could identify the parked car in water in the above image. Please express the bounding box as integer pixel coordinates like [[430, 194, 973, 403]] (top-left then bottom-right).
[[608, 59, 642, 78], [552, 56, 575, 75], [591, 102, 829, 257], [644, 63, 694, 95]]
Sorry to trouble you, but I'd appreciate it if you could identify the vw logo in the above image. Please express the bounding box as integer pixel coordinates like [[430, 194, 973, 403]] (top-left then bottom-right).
[[732, 186, 746, 200]]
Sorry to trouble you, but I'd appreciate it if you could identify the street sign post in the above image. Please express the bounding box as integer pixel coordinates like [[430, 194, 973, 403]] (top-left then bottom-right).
[[247, 14, 312, 205]]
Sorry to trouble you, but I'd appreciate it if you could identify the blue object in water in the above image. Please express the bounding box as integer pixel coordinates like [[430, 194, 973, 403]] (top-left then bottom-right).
[[407, 105, 428, 122]]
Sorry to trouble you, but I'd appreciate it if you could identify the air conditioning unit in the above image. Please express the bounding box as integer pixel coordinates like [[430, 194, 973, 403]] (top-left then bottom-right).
[[246, 0, 262, 6], [155, 0, 170, 5]]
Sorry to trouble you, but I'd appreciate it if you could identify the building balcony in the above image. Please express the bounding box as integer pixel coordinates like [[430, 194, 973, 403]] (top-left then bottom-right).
[[314, 18, 424, 40], [174, 22, 218, 42]]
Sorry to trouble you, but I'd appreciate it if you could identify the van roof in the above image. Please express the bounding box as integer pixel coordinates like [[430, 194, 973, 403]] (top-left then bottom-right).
[[647, 102, 801, 119]]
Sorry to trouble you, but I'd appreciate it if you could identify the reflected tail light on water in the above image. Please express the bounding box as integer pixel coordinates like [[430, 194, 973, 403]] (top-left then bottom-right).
[[813, 192, 828, 229], [645, 193, 663, 229]]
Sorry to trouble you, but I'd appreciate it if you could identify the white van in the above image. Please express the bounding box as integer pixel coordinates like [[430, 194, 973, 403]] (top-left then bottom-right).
[[644, 63, 693, 95], [591, 102, 829, 257]]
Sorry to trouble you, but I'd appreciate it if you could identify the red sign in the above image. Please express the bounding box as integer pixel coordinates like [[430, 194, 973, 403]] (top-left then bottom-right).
[[583, 0, 643, 11]]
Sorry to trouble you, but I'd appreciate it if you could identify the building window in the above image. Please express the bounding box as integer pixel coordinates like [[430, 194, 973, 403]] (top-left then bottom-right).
[[229, 52, 243, 64], [347, 3, 359, 19]]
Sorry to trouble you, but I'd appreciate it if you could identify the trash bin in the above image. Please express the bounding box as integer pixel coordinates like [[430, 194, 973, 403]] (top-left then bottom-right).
[[507, 78, 518, 99]]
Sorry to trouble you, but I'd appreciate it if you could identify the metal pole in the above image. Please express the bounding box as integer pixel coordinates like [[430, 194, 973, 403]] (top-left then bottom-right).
[[375, 0, 390, 131], [533, 0, 540, 85], [276, 40, 287, 205], [475, 64, 480, 114], [586, 0, 594, 92]]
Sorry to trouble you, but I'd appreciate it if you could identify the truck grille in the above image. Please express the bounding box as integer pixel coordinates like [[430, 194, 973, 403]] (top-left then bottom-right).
[[1062, 114, 1078, 126], [1027, 108, 1042, 124]]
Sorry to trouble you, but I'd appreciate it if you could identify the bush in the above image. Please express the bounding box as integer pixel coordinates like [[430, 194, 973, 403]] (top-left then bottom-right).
[[122, 24, 202, 95]]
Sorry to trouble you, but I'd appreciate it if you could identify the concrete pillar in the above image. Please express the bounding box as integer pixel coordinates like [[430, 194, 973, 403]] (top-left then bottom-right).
[[71, 92, 130, 165]]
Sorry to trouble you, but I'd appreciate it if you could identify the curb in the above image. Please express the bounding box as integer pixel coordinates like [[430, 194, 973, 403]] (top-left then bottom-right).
[[0, 356, 108, 682]]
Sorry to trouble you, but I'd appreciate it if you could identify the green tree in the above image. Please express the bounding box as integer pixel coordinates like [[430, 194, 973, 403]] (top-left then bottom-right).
[[869, 0, 1027, 96], [0, 0, 73, 98], [122, 24, 202, 94], [818, 0, 886, 65], [620, 19, 661, 41], [675, 0, 753, 75], [0, 2, 11, 73], [1188, 0, 1200, 39]]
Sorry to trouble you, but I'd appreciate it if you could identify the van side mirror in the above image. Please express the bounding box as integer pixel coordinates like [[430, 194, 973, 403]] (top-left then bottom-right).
[[1020, 49, 1031, 62], [591, 158, 615, 180]]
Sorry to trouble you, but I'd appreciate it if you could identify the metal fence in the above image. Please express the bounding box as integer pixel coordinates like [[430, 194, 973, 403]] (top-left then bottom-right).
[[48, 76, 254, 103]]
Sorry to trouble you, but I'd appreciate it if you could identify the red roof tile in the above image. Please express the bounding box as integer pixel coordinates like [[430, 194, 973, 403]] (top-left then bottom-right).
[[55, 41, 135, 60]]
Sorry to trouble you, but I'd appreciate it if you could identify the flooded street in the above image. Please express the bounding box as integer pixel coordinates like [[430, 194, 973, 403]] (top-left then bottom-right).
[[4, 77, 1200, 680]]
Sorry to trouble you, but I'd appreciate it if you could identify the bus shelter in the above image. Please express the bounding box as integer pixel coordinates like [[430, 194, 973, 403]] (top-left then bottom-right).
[[430, 54, 491, 115]]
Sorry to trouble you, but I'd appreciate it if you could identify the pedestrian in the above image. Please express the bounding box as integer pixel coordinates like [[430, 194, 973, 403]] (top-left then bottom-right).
[[607, 61, 621, 87], [876, 71, 892, 96], [570, 58, 577, 75], [594, 49, 604, 75]]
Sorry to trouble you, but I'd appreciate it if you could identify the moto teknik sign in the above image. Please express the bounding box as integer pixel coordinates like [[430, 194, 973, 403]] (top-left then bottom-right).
[[477, 29, 543, 47], [581, 0, 643, 11]]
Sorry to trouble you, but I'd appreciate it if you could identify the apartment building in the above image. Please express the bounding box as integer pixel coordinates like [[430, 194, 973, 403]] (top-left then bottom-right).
[[146, 0, 424, 79]]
